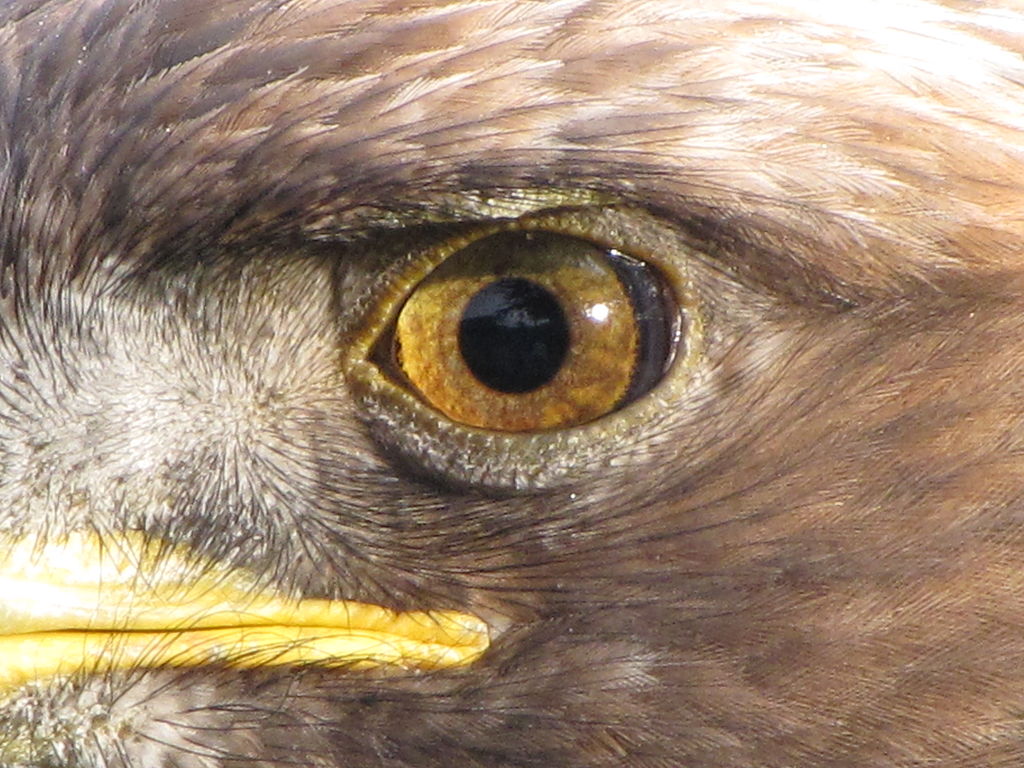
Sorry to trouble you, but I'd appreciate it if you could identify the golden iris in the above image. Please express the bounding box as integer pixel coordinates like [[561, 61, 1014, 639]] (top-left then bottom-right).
[[393, 229, 673, 432]]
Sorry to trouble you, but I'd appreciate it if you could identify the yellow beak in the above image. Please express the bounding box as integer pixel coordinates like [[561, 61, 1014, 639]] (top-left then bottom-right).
[[0, 531, 489, 695]]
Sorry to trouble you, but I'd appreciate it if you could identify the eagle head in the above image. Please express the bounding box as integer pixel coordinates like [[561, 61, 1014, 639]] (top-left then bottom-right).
[[2, 1, 1024, 766]]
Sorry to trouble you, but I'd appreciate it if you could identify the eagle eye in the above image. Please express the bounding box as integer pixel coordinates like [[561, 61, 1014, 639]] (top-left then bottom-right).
[[343, 207, 705, 491], [385, 229, 679, 432]]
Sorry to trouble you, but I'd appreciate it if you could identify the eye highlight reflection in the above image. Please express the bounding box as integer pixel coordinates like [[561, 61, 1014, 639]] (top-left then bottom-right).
[[386, 230, 680, 433]]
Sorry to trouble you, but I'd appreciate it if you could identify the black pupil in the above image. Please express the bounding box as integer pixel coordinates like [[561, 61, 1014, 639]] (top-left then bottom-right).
[[458, 278, 570, 394]]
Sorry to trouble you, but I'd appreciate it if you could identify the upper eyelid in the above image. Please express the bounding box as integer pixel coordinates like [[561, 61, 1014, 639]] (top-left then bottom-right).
[[320, 199, 856, 325]]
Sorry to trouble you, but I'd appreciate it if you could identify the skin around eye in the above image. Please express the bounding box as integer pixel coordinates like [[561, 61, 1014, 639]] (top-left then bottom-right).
[[392, 230, 676, 432]]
